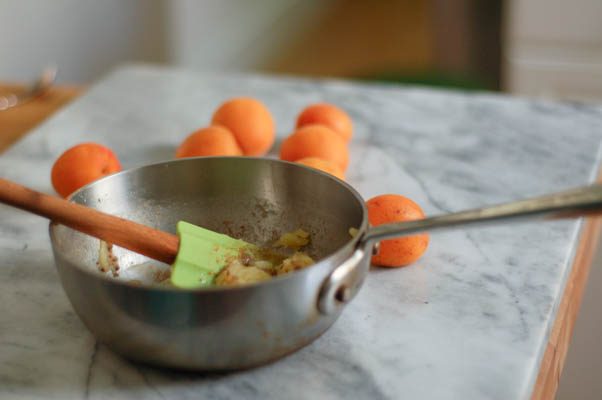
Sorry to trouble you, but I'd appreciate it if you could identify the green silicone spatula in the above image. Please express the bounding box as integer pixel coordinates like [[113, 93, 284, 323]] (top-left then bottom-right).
[[172, 221, 257, 287], [0, 178, 256, 288]]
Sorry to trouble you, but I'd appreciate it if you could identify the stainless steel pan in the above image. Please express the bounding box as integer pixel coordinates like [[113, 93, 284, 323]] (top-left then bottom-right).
[[49, 157, 602, 370]]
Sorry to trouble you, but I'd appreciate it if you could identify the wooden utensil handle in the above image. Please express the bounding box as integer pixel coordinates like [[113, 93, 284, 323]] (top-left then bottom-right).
[[0, 178, 179, 264]]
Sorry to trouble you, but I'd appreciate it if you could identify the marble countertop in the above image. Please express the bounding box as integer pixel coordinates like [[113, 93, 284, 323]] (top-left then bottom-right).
[[1, 65, 601, 399]]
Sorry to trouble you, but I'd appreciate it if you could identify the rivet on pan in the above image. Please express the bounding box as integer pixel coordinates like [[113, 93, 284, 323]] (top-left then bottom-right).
[[335, 286, 351, 303], [372, 242, 380, 256]]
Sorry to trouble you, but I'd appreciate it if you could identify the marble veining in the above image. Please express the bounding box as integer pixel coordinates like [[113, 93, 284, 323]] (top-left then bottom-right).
[[1, 65, 602, 399]]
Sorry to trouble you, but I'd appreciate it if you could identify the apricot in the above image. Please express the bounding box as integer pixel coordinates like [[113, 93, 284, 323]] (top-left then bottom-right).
[[211, 97, 275, 156], [296, 103, 353, 142], [279, 125, 349, 171], [51, 142, 121, 198], [295, 157, 345, 180], [367, 194, 429, 267], [175, 125, 242, 158]]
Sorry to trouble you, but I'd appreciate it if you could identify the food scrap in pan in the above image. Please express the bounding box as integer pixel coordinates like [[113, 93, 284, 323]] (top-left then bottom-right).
[[99, 229, 315, 287], [215, 229, 314, 286]]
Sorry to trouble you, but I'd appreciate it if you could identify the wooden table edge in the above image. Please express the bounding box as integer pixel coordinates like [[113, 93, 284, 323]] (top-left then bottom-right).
[[0, 83, 83, 153], [1, 84, 600, 399], [531, 170, 602, 400]]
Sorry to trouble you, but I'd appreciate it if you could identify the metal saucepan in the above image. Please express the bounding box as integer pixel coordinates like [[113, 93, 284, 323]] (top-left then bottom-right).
[[48, 157, 602, 370]]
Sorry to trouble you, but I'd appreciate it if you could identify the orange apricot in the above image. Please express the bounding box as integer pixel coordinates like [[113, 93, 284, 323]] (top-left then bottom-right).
[[175, 125, 242, 158], [366, 194, 429, 267], [211, 97, 275, 156], [296, 103, 353, 142], [51, 142, 121, 198], [279, 125, 349, 171], [295, 157, 345, 180]]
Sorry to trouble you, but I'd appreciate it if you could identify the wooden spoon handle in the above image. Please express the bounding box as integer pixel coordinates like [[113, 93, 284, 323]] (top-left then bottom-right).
[[0, 178, 179, 264]]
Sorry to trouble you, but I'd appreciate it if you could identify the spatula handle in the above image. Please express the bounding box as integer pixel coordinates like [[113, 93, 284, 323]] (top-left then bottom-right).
[[0, 178, 179, 264]]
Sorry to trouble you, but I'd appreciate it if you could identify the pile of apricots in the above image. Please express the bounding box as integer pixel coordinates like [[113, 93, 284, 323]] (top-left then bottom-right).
[[50, 96, 429, 267], [175, 97, 351, 180]]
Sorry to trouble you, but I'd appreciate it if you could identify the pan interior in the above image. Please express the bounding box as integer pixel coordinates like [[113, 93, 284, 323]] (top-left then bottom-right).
[[51, 158, 366, 285]]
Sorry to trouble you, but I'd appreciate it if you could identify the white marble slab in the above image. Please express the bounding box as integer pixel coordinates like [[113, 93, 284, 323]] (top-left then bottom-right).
[[1, 65, 601, 399]]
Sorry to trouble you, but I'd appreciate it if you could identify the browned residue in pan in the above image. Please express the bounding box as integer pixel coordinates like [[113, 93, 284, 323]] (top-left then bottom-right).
[[97, 240, 120, 277]]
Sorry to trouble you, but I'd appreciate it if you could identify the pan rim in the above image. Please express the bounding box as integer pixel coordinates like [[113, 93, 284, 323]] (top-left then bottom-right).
[[49, 156, 370, 293]]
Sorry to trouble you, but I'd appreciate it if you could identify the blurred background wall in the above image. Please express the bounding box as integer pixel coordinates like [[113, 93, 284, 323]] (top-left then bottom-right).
[[1, 0, 503, 89], [504, 0, 602, 102], [3, 0, 601, 102], [0, 0, 167, 82], [1, 1, 602, 398], [0, 0, 329, 82]]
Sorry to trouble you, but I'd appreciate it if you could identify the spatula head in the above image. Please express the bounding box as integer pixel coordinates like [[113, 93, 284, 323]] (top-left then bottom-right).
[[171, 221, 257, 288]]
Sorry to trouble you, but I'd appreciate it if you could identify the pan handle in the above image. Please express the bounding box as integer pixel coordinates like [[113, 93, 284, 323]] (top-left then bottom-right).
[[360, 183, 602, 248], [318, 183, 602, 315], [318, 248, 367, 315]]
